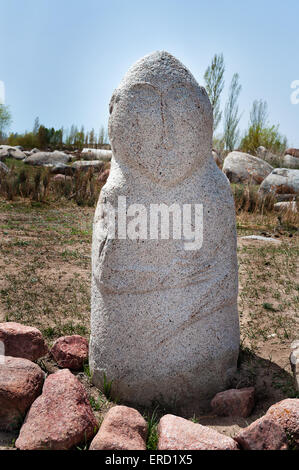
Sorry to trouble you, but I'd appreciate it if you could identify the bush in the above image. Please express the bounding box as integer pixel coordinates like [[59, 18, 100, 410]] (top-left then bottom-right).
[[240, 124, 287, 156]]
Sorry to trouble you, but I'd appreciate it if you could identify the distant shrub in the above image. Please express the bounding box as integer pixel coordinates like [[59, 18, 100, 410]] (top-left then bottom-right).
[[240, 124, 287, 156]]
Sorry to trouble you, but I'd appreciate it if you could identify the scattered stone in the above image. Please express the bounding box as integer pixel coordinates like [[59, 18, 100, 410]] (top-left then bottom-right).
[[235, 398, 299, 450], [72, 160, 104, 172], [222, 151, 273, 184], [274, 201, 297, 213], [234, 416, 288, 450], [15, 369, 98, 450], [266, 399, 299, 447], [90, 405, 147, 450], [211, 387, 255, 418], [51, 335, 88, 370], [259, 168, 299, 195], [52, 174, 72, 182], [283, 154, 299, 169], [0, 356, 44, 431], [82, 149, 112, 161], [30, 148, 40, 154], [0, 146, 26, 160], [24, 151, 71, 166], [284, 148, 299, 159], [50, 163, 75, 175], [157, 414, 239, 450], [9, 148, 26, 160], [90, 51, 240, 415], [241, 235, 280, 243], [0, 322, 48, 361]]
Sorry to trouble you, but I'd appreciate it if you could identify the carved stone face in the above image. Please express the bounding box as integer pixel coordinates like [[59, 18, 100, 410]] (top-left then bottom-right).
[[108, 51, 213, 186]]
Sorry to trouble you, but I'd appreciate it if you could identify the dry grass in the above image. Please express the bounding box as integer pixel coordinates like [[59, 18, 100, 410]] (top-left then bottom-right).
[[0, 182, 298, 446]]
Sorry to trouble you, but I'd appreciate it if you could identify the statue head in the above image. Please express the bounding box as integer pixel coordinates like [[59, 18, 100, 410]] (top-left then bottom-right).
[[108, 51, 213, 186]]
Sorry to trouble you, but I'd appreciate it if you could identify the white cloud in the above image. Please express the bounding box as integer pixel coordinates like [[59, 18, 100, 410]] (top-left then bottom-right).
[[0, 81, 5, 104]]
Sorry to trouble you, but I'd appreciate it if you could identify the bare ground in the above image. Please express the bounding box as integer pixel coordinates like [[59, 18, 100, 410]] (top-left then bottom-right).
[[0, 198, 298, 448]]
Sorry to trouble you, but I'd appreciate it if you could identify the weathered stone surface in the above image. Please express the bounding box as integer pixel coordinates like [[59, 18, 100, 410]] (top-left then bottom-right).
[[50, 163, 74, 175], [90, 405, 147, 450], [72, 160, 104, 172], [0, 146, 10, 160], [284, 148, 299, 158], [82, 149, 112, 161], [211, 387, 255, 418], [0, 322, 48, 361], [8, 148, 26, 160], [90, 51, 240, 415], [0, 161, 9, 173], [259, 168, 299, 195], [266, 399, 299, 447], [0, 356, 44, 431], [274, 201, 297, 213], [283, 154, 299, 169], [52, 174, 72, 182], [24, 151, 71, 166], [158, 414, 239, 450], [15, 369, 97, 450], [223, 151, 273, 184], [235, 399, 299, 450], [235, 416, 288, 450], [51, 335, 88, 370], [0, 146, 25, 160]]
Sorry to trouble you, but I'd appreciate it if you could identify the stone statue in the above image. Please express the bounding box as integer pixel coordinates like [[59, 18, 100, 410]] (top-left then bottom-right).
[[90, 51, 240, 416]]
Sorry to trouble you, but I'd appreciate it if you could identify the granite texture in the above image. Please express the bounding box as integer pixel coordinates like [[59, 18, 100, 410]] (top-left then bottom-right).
[[90, 51, 240, 415]]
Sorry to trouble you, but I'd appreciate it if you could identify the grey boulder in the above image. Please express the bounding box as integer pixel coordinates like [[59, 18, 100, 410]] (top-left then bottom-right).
[[24, 151, 71, 166], [259, 168, 299, 195], [72, 160, 104, 172], [223, 151, 273, 184]]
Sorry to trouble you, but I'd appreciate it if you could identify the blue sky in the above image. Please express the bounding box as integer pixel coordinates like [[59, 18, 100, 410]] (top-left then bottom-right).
[[1, 0, 299, 146]]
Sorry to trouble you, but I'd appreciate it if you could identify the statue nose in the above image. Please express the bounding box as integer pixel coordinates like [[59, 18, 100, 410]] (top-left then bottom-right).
[[160, 97, 174, 150]]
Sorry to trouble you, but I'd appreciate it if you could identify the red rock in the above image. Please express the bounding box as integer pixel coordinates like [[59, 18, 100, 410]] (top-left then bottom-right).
[[90, 405, 147, 450], [157, 414, 239, 450], [51, 335, 88, 370], [266, 399, 299, 447], [234, 417, 288, 450], [211, 387, 255, 418], [0, 356, 44, 431], [0, 322, 48, 362], [53, 174, 72, 182], [15, 369, 98, 450], [234, 399, 299, 450]]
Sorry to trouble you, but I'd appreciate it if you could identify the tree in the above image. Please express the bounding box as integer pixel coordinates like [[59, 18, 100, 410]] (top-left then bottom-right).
[[89, 128, 95, 146], [204, 53, 225, 132], [0, 104, 12, 141], [37, 125, 49, 149], [240, 100, 287, 155], [249, 100, 268, 129], [223, 73, 242, 151], [33, 117, 40, 135]]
